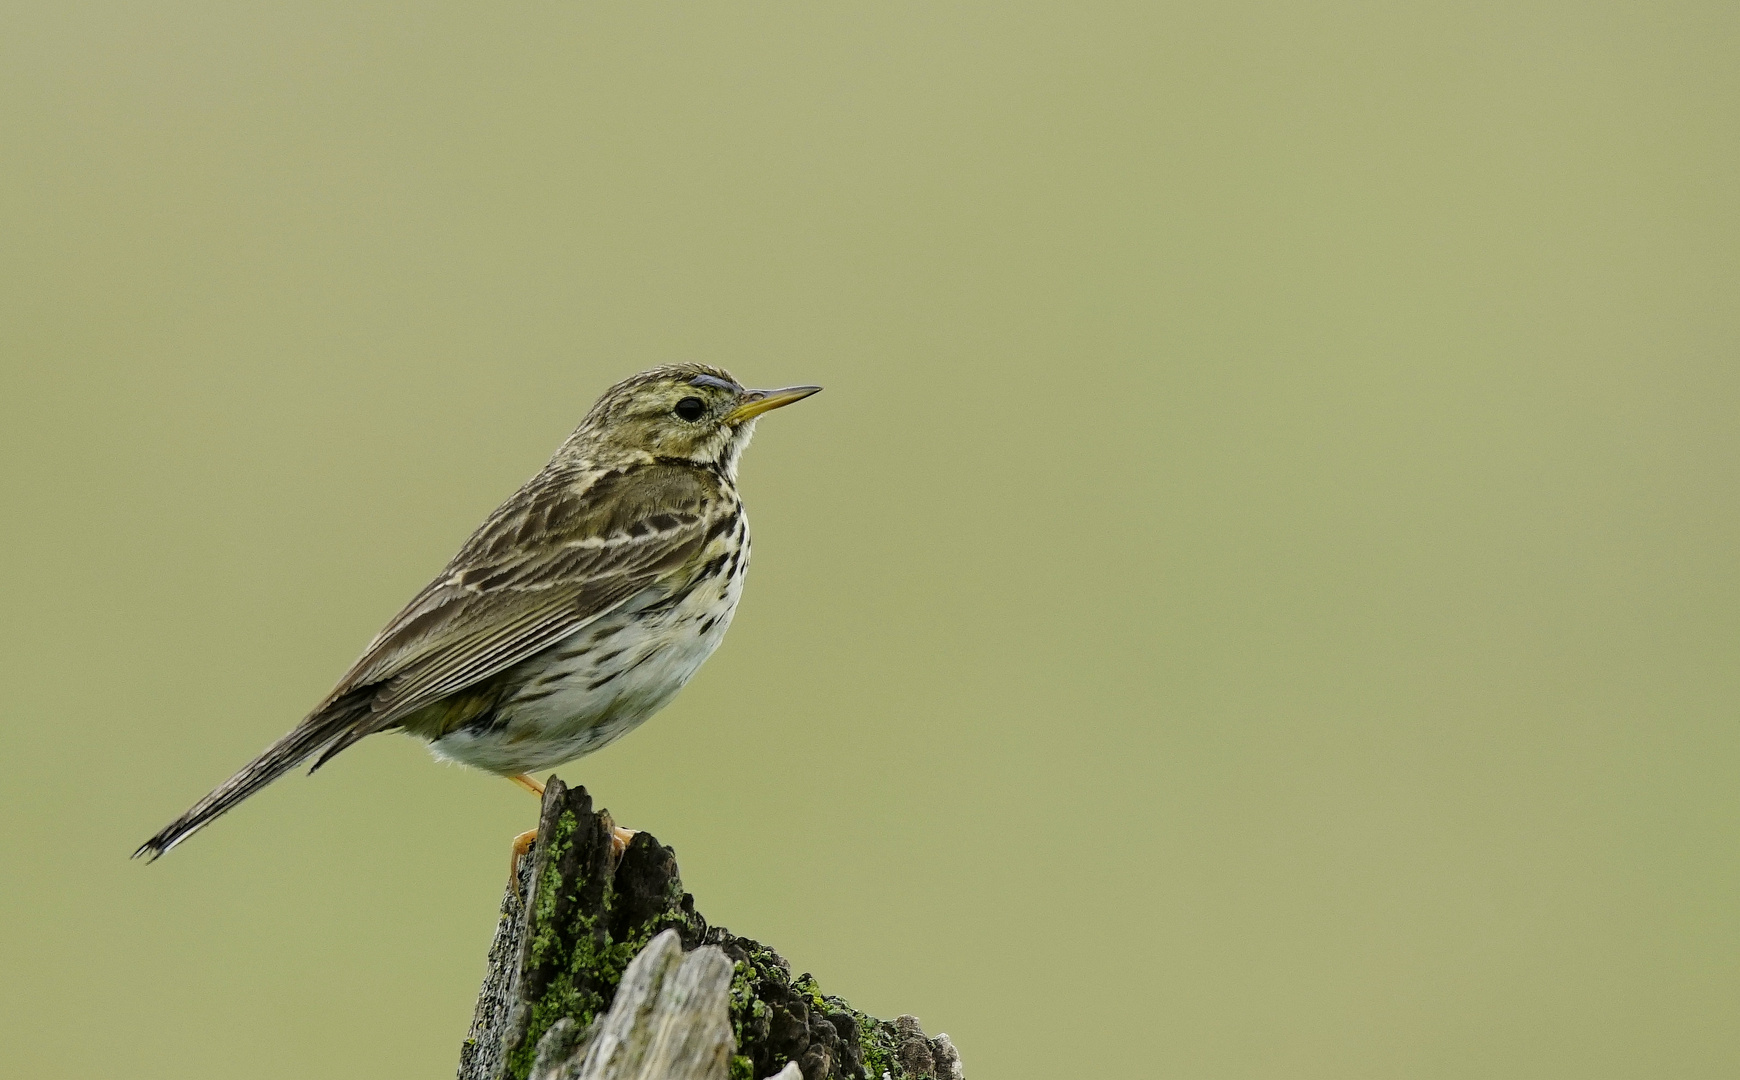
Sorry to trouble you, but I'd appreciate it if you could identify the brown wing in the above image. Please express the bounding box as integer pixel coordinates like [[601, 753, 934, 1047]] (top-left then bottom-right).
[[311, 462, 728, 750]]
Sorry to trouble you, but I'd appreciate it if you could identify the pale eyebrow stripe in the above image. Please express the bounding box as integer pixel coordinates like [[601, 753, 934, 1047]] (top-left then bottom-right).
[[689, 374, 741, 392]]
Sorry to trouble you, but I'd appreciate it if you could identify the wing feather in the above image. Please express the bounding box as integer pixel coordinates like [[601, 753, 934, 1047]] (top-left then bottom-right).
[[322, 473, 721, 736], [301, 465, 727, 769]]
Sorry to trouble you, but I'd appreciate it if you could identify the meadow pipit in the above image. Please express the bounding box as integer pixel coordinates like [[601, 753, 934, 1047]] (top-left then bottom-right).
[[137, 364, 819, 860]]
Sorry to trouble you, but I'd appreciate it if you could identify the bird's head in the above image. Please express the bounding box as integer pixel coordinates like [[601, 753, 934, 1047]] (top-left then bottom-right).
[[568, 364, 821, 474]]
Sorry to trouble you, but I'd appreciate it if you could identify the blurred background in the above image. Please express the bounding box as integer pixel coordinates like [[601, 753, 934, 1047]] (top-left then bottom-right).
[[2, 3, 1736, 1078]]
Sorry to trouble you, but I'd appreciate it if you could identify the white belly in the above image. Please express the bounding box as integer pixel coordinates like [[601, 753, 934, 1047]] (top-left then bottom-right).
[[426, 554, 746, 775]]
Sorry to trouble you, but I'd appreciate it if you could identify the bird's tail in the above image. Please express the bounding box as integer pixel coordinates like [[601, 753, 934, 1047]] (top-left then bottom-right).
[[134, 694, 372, 861]]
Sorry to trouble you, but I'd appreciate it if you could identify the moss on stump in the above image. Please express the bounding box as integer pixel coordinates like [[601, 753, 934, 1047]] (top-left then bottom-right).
[[460, 777, 962, 1080]]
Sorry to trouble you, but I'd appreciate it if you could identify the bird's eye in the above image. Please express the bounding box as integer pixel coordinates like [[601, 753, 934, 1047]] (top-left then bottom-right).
[[673, 397, 707, 422]]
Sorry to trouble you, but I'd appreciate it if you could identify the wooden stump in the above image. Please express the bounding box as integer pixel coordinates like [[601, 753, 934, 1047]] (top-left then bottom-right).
[[457, 778, 964, 1080]]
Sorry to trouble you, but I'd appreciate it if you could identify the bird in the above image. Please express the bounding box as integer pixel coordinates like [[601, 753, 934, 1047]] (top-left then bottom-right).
[[136, 363, 820, 863]]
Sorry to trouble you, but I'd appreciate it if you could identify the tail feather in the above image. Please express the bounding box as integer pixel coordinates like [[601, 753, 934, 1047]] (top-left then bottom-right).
[[134, 694, 373, 861]]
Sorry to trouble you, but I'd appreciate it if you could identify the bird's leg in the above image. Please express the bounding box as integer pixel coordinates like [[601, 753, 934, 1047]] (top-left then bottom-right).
[[504, 773, 634, 868], [509, 828, 539, 884], [506, 775, 546, 889]]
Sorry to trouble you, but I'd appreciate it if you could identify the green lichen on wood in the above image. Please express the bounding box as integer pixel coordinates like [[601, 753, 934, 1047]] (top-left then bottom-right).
[[492, 779, 958, 1080], [504, 790, 702, 1080]]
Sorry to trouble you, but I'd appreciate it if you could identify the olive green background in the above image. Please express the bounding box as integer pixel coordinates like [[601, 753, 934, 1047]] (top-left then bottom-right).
[[2, 3, 1736, 1077]]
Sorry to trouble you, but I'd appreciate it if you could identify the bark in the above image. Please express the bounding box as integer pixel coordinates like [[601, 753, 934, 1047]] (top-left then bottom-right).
[[456, 778, 964, 1080]]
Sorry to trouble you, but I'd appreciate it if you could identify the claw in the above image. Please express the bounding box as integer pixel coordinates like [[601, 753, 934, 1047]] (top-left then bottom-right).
[[610, 826, 638, 859], [508, 828, 539, 889]]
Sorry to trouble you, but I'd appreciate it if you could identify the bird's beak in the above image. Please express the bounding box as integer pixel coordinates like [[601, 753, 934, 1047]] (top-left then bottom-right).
[[725, 385, 822, 424]]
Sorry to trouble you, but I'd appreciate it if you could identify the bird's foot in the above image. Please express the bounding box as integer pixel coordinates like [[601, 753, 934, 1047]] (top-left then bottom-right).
[[610, 825, 638, 859], [509, 773, 546, 797], [508, 828, 539, 888], [509, 826, 635, 887]]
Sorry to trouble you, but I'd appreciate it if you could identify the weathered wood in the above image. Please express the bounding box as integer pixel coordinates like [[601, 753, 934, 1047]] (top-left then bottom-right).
[[457, 847, 537, 1080], [527, 931, 734, 1080], [457, 777, 964, 1080]]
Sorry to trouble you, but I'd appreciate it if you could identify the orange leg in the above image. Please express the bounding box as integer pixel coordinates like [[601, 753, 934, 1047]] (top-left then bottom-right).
[[503, 774, 634, 879], [508, 828, 539, 886], [506, 776, 545, 888]]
